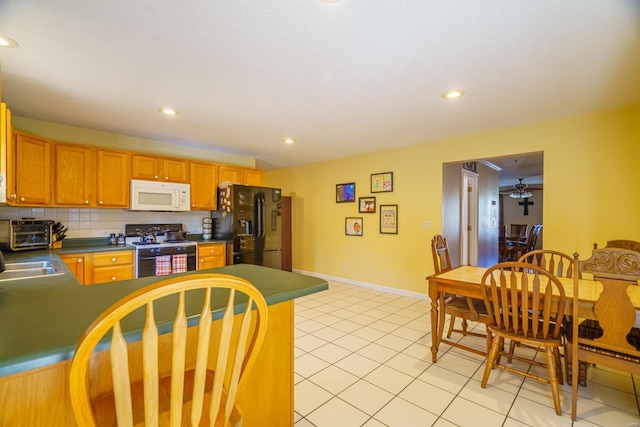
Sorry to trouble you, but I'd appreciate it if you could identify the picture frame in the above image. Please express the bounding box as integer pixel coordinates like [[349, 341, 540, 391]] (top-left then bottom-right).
[[371, 172, 393, 193], [336, 182, 356, 203], [379, 204, 398, 234], [358, 196, 376, 213], [345, 217, 363, 236]]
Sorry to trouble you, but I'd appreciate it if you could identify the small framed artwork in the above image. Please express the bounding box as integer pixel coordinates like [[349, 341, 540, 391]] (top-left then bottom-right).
[[336, 183, 356, 203], [379, 204, 398, 234], [371, 172, 393, 193], [358, 196, 376, 213], [345, 217, 363, 236]]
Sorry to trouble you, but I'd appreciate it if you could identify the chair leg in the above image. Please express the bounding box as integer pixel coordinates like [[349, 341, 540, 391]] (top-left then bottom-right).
[[545, 347, 562, 416], [461, 319, 469, 335], [507, 340, 516, 363], [446, 315, 456, 338], [481, 334, 501, 388], [554, 347, 563, 386]]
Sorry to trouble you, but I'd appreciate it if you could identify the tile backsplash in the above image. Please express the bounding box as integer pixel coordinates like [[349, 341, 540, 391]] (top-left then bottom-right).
[[0, 207, 210, 238]]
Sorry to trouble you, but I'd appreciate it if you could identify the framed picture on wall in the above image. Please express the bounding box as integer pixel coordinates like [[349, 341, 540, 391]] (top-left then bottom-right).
[[371, 172, 393, 193], [358, 196, 376, 213], [345, 217, 363, 236], [336, 183, 356, 203], [379, 204, 398, 234]]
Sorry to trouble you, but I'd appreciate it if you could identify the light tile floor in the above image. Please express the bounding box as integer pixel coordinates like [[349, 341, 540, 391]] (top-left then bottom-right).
[[294, 280, 640, 427]]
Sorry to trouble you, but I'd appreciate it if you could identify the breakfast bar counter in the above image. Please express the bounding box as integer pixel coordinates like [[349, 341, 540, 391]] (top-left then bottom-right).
[[0, 250, 328, 426]]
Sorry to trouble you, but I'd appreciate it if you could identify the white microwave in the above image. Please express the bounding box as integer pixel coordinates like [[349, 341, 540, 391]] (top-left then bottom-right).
[[130, 179, 191, 211]]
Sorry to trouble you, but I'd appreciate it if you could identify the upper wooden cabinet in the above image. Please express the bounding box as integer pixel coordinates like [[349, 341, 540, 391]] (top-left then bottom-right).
[[219, 165, 264, 186], [243, 168, 264, 186], [190, 161, 218, 210], [8, 132, 52, 206], [97, 149, 130, 208], [132, 154, 189, 183], [54, 143, 96, 207]]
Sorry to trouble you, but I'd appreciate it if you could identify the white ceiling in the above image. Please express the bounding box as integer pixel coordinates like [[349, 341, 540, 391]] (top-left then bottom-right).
[[1, 1, 639, 178]]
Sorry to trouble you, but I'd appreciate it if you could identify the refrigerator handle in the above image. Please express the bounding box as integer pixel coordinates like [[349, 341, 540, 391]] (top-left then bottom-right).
[[256, 198, 262, 238], [258, 197, 266, 239]]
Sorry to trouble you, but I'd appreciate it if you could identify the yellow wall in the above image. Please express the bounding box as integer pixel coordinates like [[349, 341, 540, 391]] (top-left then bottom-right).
[[265, 105, 640, 294]]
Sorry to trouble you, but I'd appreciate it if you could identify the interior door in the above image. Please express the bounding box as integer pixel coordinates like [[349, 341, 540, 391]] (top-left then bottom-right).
[[461, 170, 478, 266]]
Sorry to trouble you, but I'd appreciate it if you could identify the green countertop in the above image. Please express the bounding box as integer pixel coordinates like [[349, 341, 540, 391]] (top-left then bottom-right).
[[0, 248, 327, 378]]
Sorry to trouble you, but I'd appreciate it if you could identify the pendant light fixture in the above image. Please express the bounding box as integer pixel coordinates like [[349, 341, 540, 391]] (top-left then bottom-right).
[[509, 178, 533, 199]]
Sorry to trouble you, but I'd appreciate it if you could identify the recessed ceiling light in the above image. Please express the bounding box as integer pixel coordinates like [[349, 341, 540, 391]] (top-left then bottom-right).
[[159, 108, 179, 116], [442, 89, 465, 100], [0, 34, 19, 48], [283, 138, 295, 145]]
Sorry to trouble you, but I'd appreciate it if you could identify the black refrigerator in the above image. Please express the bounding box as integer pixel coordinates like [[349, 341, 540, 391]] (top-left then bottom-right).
[[212, 185, 282, 269]]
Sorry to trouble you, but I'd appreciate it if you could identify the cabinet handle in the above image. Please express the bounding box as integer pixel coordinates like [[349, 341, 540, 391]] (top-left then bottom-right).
[[111, 257, 117, 262], [154, 175, 159, 180], [78, 258, 83, 263], [111, 276, 117, 281], [200, 259, 204, 263], [99, 200, 104, 205], [9, 194, 16, 201], [84, 200, 89, 204], [165, 176, 169, 180], [20, 197, 25, 202]]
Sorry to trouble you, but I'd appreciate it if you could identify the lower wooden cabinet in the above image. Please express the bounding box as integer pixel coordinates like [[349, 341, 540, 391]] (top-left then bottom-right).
[[59, 254, 86, 284], [59, 250, 134, 285], [197, 243, 226, 270]]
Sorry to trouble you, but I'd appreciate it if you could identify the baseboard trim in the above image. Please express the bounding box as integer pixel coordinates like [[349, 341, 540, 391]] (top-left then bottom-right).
[[292, 269, 428, 300]]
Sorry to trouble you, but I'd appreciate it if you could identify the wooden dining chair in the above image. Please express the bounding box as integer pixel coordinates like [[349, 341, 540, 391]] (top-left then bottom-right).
[[69, 273, 269, 427], [480, 262, 568, 416], [430, 235, 491, 344], [510, 224, 529, 240], [514, 250, 580, 384], [507, 224, 542, 261], [567, 246, 640, 421]]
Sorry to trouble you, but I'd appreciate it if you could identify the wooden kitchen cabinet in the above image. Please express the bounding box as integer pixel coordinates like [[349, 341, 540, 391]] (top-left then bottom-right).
[[0, 104, 12, 198], [53, 143, 96, 207], [59, 251, 134, 285], [190, 161, 218, 210], [198, 243, 226, 269], [89, 251, 135, 285], [7, 132, 52, 206], [59, 254, 86, 284], [242, 168, 264, 186], [218, 165, 264, 186], [132, 154, 189, 183], [97, 149, 130, 208]]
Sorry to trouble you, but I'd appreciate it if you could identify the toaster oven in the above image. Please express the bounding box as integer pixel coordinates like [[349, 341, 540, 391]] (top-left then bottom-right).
[[0, 219, 54, 251]]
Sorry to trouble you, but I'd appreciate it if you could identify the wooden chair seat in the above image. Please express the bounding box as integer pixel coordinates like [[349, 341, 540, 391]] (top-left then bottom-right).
[[92, 369, 241, 427]]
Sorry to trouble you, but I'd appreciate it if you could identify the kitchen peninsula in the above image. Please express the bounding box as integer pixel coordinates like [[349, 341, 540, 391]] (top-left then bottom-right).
[[0, 249, 328, 426]]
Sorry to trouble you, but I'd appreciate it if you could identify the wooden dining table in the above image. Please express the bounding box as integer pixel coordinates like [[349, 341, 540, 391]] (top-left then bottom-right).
[[426, 265, 640, 363]]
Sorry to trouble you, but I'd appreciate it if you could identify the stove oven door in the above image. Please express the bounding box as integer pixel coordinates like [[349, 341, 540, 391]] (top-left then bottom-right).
[[136, 249, 197, 278]]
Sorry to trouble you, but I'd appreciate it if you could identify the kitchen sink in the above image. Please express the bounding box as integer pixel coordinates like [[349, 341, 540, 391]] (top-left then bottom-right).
[[0, 260, 65, 282]]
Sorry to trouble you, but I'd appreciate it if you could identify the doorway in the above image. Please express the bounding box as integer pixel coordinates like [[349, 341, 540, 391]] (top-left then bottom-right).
[[442, 152, 543, 267]]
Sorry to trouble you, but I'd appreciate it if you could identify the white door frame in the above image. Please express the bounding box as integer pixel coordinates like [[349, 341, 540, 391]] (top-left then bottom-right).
[[461, 170, 479, 266]]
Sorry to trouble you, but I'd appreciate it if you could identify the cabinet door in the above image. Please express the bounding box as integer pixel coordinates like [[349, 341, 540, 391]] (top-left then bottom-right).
[[218, 165, 242, 185], [163, 158, 189, 183], [97, 149, 130, 208], [59, 254, 86, 284], [190, 161, 217, 210], [132, 154, 161, 181], [198, 243, 226, 269], [243, 168, 264, 186], [54, 143, 96, 206], [10, 133, 52, 206], [0, 104, 12, 202]]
